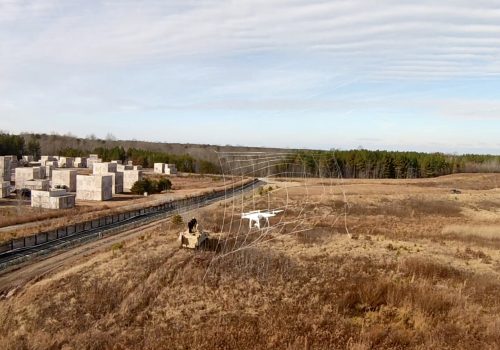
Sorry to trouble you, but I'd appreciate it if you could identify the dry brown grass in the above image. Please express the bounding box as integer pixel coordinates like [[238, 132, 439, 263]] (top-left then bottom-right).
[[2, 243, 498, 349], [442, 224, 500, 241], [345, 197, 463, 218], [0, 173, 499, 349]]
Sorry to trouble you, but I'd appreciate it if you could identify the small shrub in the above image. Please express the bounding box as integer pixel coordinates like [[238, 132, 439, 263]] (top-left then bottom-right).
[[131, 179, 156, 195], [111, 242, 124, 251], [157, 178, 172, 192], [386, 243, 396, 251], [172, 214, 183, 226], [132, 178, 172, 194], [400, 257, 465, 281]]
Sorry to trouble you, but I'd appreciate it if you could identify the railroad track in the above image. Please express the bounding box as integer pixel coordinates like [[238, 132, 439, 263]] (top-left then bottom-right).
[[0, 179, 263, 271]]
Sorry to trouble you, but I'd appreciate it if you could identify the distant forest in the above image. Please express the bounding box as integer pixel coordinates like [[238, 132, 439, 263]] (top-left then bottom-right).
[[0, 132, 499, 178], [279, 150, 500, 179]]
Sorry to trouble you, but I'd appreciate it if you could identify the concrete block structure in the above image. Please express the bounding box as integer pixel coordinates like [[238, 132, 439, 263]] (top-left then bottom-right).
[[154, 163, 164, 174], [111, 160, 122, 164], [31, 189, 76, 209], [52, 169, 77, 192], [93, 162, 122, 194], [93, 162, 118, 174], [22, 155, 33, 163], [45, 165, 54, 179], [133, 165, 142, 170], [105, 172, 123, 194], [0, 156, 11, 181], [74, 157, 87, 168], [117, 164, 133, 172], [23, 179, 50, 191], [41, 155, 57, 164], [15, 167, 46, 189], [154, 163, 177, 175], [59, 157, 74, 168], [165, 164, 177, 175], [122, 170, 143, 192], [45, 160, 59, 168], [1, 181, 10, 198], [76, 175, 113, 201], [87, 157, 102, 169], [5, 156, 18, 169]]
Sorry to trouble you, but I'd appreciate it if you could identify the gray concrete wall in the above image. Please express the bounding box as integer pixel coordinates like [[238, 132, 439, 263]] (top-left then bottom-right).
[[104, 172, 123, 194], [15, 167, 46, 189], [1, 181, 9, 198], [40, 155, 57, 164], [165, 164, 177, 175], [93, 162, 117, 174], [154, 163, 177, 175], [45, 165, 54, 179], [31, 190, 76, 209], [117, 164, 133, 172], [154, 163, 164, 173], [0, 156, 11, 181], [76, 174, 113, 201], [74, 157, 87, 168], [122, 170, 142, 192], [59, 157, 74, 168], [87, 158, 102, 169], [52, 169, 77, 192], [23, 179, 50, 191]]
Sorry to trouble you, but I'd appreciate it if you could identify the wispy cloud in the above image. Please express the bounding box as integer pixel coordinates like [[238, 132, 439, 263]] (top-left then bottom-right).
[[0, 0, 499, 152], [1, 0, 500, 78]]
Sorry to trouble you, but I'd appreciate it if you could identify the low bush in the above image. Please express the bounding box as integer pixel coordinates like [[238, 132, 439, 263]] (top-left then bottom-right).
[[130, 178, 171, 195]]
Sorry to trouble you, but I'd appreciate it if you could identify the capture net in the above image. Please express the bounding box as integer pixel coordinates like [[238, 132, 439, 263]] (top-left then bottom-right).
[[188, 151, 352, 261]]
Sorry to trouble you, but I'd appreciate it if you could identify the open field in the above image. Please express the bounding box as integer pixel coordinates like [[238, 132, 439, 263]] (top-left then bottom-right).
[[0, 173, 247, 243], [0, 173, 499, 349]]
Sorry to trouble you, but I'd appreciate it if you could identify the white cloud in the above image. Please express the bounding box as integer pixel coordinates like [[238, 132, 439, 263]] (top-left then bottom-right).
[[1, 0, 500, 79], [0, 0, 499, 153], [435, 99, 500, 120]]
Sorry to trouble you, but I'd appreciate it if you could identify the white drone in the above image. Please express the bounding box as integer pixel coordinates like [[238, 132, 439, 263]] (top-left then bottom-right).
[[241, 209, 284, 229]]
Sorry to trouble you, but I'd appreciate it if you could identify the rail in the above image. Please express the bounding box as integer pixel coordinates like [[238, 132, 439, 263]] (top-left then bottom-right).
[[0, 178, 262, 270]]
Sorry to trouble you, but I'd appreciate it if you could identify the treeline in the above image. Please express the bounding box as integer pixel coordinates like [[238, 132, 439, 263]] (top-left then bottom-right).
[[57, 146, 220, 174], [0, 133, 41, 159], [2, 132, 499, 178], [279, 150, 500, 179], [0, 132, 220, 174], [12, 132, 283, 165]]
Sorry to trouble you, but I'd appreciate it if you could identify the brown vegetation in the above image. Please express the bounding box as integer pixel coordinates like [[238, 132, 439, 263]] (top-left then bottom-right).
[[0, 173, 499, 349]]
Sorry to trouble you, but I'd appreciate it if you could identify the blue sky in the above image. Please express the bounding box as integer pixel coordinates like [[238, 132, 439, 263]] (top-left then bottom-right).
[[0, 0, 499, 154]]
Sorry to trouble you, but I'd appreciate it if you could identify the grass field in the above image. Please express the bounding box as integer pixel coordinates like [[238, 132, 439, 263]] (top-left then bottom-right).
[[0, 173, 498, 349]]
